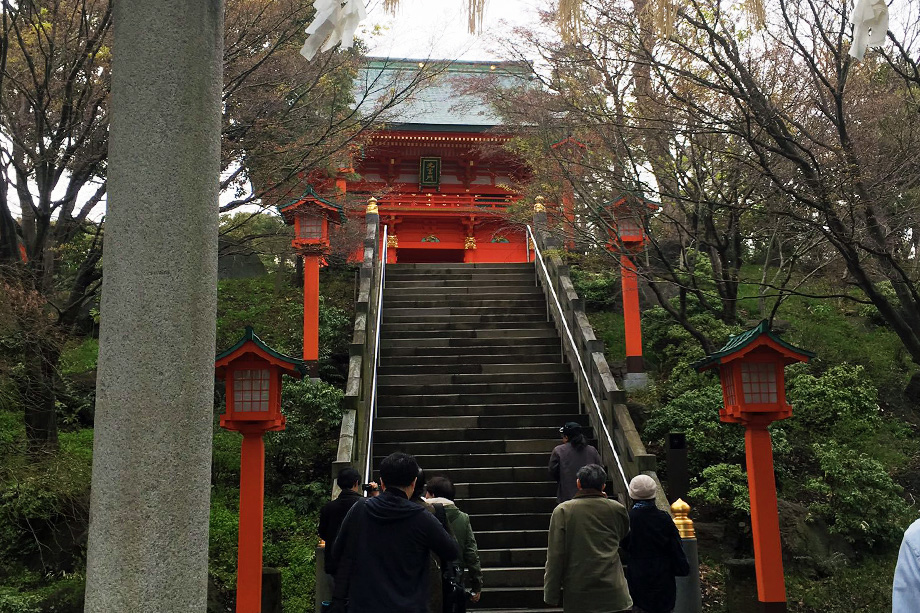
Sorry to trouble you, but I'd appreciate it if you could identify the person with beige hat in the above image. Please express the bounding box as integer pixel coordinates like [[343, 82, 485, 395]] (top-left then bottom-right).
[[621, 475, 690, 613]]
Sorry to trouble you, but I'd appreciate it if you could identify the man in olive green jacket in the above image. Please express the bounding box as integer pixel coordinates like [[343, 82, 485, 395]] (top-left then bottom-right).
[[426, 475, 483, 604], [544, 464, 632, 613]]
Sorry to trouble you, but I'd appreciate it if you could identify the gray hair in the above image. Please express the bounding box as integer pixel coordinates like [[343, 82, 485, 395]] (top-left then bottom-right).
[[577, 464, 607, 491]]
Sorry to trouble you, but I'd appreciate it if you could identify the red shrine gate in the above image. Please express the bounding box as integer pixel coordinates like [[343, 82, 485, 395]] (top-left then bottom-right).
[[347, 129, 531, 264]]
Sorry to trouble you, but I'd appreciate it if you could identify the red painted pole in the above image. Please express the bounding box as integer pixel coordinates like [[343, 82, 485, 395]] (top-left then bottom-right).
[[620, 254, 644, 374], [237, 431, 266, 613], [303, 255, 321, 362], [744, 423, 786, 607]]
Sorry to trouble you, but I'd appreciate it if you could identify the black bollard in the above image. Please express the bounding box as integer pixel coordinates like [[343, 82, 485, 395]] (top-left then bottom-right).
[[261, 567, 282, 613], [667, 433, 690, 503]]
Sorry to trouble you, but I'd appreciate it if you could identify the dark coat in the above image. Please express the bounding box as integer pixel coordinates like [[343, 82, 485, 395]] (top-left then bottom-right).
[[332, 489, 459, 613], [318, 489, 362, 574], [544, 490, 632, 612], [621, 501, 690, 613], [549, 442, 602, 503]]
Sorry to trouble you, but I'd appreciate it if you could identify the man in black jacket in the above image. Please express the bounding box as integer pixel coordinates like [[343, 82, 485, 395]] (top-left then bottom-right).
[[318, 467, 363, 575], [331, 452, 459, 613]]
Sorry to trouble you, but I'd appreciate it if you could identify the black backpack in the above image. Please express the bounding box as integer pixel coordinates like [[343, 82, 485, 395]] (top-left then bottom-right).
[[432, 503, 467, 613]]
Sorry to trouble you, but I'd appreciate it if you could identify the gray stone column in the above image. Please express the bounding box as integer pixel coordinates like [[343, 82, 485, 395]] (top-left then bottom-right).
[[84, 1, 224, 611]]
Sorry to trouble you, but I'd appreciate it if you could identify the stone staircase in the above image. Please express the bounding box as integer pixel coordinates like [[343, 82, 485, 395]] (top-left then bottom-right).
[[373, 262, 591, 613]]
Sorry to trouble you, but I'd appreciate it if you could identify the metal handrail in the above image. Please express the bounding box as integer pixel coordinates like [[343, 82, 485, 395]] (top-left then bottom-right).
[[364, 225, 388, 489], [526, 224, 629, 491]]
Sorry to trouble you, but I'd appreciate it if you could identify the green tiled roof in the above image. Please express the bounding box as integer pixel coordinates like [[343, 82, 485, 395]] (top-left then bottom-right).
[[691, 320, 815, 371], [216, 326, 307, 375], [357, 58, 532, 128], [277, 185, 346, 224]]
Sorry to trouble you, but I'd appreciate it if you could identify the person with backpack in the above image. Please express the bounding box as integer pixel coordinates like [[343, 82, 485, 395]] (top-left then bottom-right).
[[549, 422, 602, 504], [425, 475, 483, 605], [620, 475, 690, 613], [329, 452, 459, 613]]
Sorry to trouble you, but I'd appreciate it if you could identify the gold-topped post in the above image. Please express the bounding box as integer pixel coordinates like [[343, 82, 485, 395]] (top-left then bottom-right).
[[671, 498, 696, 538], [672, 498, 702, 612], [366, 196, 378, 215], [534, 195, 546, 213]]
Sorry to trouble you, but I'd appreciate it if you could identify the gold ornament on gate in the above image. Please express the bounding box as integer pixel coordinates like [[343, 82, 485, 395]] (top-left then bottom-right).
[[465, 236, 477, 250], [387, 234, 398, 248]]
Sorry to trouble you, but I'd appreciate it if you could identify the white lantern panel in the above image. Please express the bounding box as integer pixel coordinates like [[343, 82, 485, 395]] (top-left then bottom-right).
[[298, 212, 324, 239], [232, 369, 271, 411], [741, 362, 778, 404]]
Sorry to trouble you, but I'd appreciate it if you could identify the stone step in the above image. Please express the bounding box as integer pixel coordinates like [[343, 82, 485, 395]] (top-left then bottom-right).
[[374, 426, 576, 444], [482, 566, 546, 588], [380, 321, 554, 334], [457, 497, 557, 515], [384, 313, 546, 325], [385, 286, 543, 297], [385, 278, 535, 288], [381, 347, 562, 361], [373, 438, 558, 456], [375, 413, 586, 430], [469, 513, 552, 532], [382, 298, 546, 309], [478, 547, 548, 567], [387, 262, 533, 272], [376, 381, 576, 397], [478, 586, 549, 609], [473, 530, 548, 550], [375, 403, 576, 418], [376, 372, 573, 387], [381, 327, 558, 340], [375, 391, 576, 408], [453, 481, 555, 500], [388, 452, 550, 470], [384, 306, 547, 318], [381, 336, 561, 348], [376, 363, 569, 376]]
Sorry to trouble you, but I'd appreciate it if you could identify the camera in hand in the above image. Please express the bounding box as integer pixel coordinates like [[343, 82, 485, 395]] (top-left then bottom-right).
[[363, 483, 379, 493]]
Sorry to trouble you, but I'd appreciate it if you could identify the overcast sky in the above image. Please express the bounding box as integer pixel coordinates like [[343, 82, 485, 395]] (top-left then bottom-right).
[[361, 0, 545, 61]]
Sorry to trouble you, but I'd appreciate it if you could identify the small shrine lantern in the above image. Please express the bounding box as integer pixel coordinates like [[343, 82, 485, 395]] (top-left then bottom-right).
[[606, 195, 657, 250], [279, 186, 346, 364], [693, 320, 814, 426], [214, 327, 306, 613], [693, 321, 814, 612], [215, 327, 307, 432]]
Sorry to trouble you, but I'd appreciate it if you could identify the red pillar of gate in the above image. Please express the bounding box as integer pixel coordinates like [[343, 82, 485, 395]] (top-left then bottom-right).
[[621, 254, 644, 374], [237, 429, 266, 613], [303, 254, 321, 363], [746, 422, 786, 607]]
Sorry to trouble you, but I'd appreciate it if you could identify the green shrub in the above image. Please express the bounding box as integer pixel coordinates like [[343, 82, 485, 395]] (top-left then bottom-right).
[[569, 267, 619, 311], [266, 378, 344, 493], [688, 463, 750, 519], [644, 384, 747, 473], [805, 441, 911, 548], [59, 338, 98, 375]]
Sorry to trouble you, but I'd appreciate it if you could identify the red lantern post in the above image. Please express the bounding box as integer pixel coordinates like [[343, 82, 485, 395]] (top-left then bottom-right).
[[215, 328, 306, 613], [606, 196, 657, 389], [279, 187, 345, 368], [693, 321, 814, 612]]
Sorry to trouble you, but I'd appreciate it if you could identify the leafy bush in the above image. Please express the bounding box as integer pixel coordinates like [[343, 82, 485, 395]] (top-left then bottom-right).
[[59, 338, 98, 375], [266, 378, 344, 493], [805, 441, 911, 547], [688, 463, 751, 519], [786, 365, 881, 445], [569, 266, 619, 311], [644, 384, 748, 473]]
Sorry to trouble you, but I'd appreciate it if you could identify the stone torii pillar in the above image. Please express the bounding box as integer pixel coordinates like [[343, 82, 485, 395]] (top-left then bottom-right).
[[84, 1, 224, 611]]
